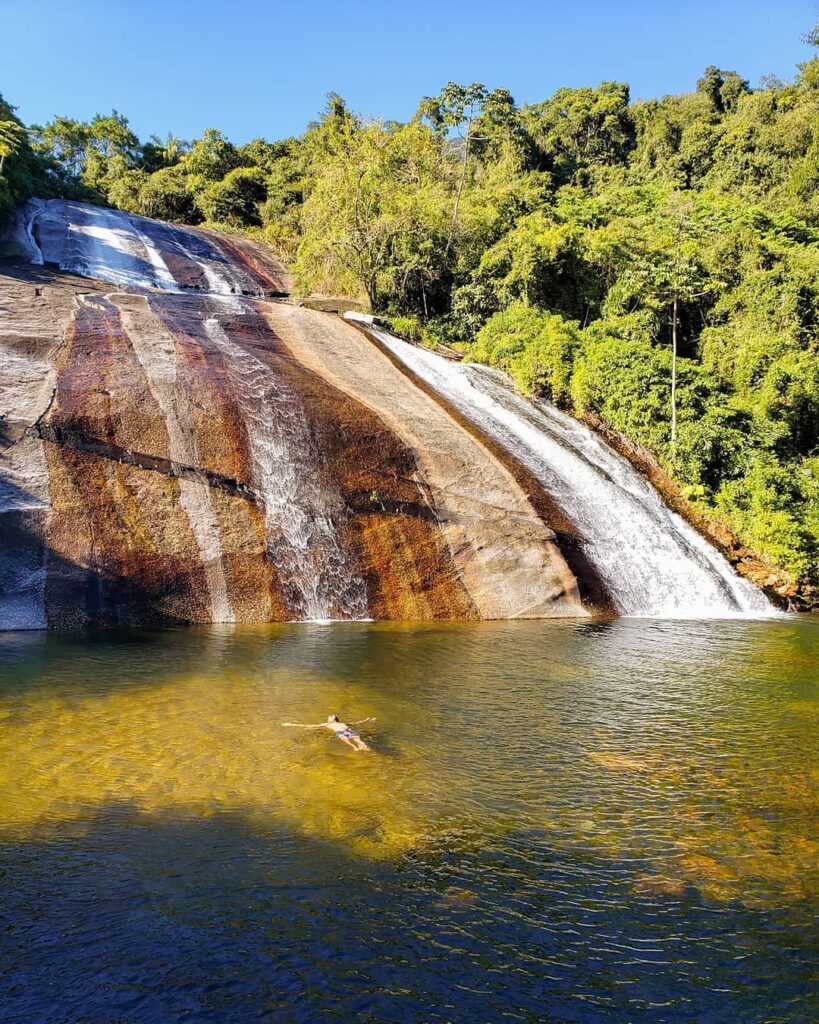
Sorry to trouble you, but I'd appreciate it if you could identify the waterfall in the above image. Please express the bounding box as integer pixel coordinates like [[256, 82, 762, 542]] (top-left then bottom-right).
[[17, 200, 261, 297], [136, 218, 265, 297], [37, 201, 181, 292], [205, 313, 368, 621], [370, 328, 774, 618]]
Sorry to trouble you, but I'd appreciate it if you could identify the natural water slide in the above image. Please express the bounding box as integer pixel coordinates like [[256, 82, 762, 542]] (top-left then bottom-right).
[[0, 200, 773, 627], [368, 328, 772, 619]]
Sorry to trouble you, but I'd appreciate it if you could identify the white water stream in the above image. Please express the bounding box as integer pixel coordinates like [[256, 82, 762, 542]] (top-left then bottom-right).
[[205, 312, 368, 621], [370, 328, 774, 618], [12, 199, 261, 297]]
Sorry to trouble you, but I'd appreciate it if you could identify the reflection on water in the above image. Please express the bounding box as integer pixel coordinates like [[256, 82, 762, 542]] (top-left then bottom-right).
[[1, 618, 818, 1022]]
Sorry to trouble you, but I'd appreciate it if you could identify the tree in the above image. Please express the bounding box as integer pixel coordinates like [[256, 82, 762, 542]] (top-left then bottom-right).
[[0, 120, 27, 174], [88, 111, 140, 160], [719, 71, 751, 112], [471, 302, 580, 401], [295, 120, 450, 310], [238, 137, 292, 173], [199, 166, 267, 225], [478, 212, 582, 311], [105, 168, 148, 213], [142, 132, 187, 171], [612, 194, 713, 451], [523, 81, 634, 182], [419, 82, 488, 252], [138, 165, 198, 222], [33, 115, 91, 176], [184, 128, 240, 181], [471, 88, 531, 164], [697, 66, 726, 113], [0, 95, 71, 221]]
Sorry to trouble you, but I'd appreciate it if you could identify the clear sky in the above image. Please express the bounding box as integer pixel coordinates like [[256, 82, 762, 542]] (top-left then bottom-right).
[[1, 0, 814, 143]]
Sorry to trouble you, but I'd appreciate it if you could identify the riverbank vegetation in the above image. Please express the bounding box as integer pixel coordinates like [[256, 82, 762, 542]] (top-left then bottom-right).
[[2, 33, 818, 590]]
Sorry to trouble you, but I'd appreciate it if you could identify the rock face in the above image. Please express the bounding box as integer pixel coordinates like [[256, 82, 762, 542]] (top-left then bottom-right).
[[0, 201, 584, 627]]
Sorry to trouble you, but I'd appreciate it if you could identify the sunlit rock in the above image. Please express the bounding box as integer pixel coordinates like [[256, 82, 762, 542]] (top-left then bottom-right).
[[1, 201, 583, 626]]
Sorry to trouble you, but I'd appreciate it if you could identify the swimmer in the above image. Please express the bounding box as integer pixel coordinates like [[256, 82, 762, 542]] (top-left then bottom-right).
[[282, 714, 374, 751]]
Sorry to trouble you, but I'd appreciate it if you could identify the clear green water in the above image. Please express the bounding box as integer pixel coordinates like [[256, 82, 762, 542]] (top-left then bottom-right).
[[1, 618, 817, 1023]]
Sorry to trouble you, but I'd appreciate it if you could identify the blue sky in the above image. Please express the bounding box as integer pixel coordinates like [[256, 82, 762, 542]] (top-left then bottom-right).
[[1, 1, 814, 143]]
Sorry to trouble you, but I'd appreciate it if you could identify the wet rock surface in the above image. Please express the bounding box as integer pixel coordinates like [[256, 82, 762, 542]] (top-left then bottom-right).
[[0, 202, 584, 627]]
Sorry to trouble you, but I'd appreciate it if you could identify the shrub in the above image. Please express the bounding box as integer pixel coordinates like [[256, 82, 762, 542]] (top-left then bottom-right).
[[198, 166, 267, 226], [571, 329, 672, 450], [386, 315, 423, 342], [715, 457, 818, 582], [138, 166, 198, 222], [469, 302, 580, 403]]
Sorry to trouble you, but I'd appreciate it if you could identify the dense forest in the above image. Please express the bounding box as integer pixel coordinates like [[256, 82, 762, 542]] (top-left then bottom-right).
[[2, 35, 819, 591]]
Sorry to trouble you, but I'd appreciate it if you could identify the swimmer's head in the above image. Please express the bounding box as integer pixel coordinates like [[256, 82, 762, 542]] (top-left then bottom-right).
[[328, 714, 340, 723]]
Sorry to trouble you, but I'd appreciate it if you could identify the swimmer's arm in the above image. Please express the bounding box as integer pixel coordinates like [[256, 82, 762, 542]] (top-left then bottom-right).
[[281, 722, 326, 729], [350, 717, 375, 725]]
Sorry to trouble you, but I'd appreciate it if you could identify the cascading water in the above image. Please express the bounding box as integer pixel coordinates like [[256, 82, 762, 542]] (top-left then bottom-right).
[[205, 311, 368, 621], [37, 200, 181, 292], [16, 200, 263, 297], [3, 198, 778, 622], [370, 327, 774, 618], [138, 218, 265, 297]]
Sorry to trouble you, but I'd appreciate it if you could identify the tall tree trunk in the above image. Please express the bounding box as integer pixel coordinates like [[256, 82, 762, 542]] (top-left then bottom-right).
[[671, 290, 678, 452], [445, 119, 472, 255], [366, 277, 378, 312]]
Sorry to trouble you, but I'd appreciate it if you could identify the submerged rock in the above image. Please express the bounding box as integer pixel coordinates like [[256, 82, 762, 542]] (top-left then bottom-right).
[[630, 874, 688, 900]]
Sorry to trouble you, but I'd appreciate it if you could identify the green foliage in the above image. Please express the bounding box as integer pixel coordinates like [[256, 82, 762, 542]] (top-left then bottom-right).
[[570, 317, 673, 449], [105, 167, 148, 213], [477, 211, 603, 320], [0, 119, 27, 173], [137, 165, 198, 222], [523, 82, 634, 184], [386, 315, 423, 342], [142, 133, 188, 172], [715, 457, 818, 580], [32, 115, 90, 176], [0, 93, 75, 220], [293, 117, 452, 309], [184, 128, 240, 181], [198, 166, 267, 225], [471, 302, 580, 403]]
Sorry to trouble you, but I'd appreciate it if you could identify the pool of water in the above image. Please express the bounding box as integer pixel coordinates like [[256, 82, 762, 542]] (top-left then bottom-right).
[[1, 618, 817, 1023]]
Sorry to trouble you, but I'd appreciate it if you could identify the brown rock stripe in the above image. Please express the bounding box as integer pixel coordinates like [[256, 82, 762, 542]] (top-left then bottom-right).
[[147, 293, 478, 620], [143, 293, 289, 622], [43, 294, 212, 626]]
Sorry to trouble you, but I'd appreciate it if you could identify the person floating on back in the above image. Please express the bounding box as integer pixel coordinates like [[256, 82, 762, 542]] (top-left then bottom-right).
[[282, 714, 374, 751]]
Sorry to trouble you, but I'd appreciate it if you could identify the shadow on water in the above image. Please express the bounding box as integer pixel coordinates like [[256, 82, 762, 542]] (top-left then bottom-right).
[[1, 801, 817, 1024]]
